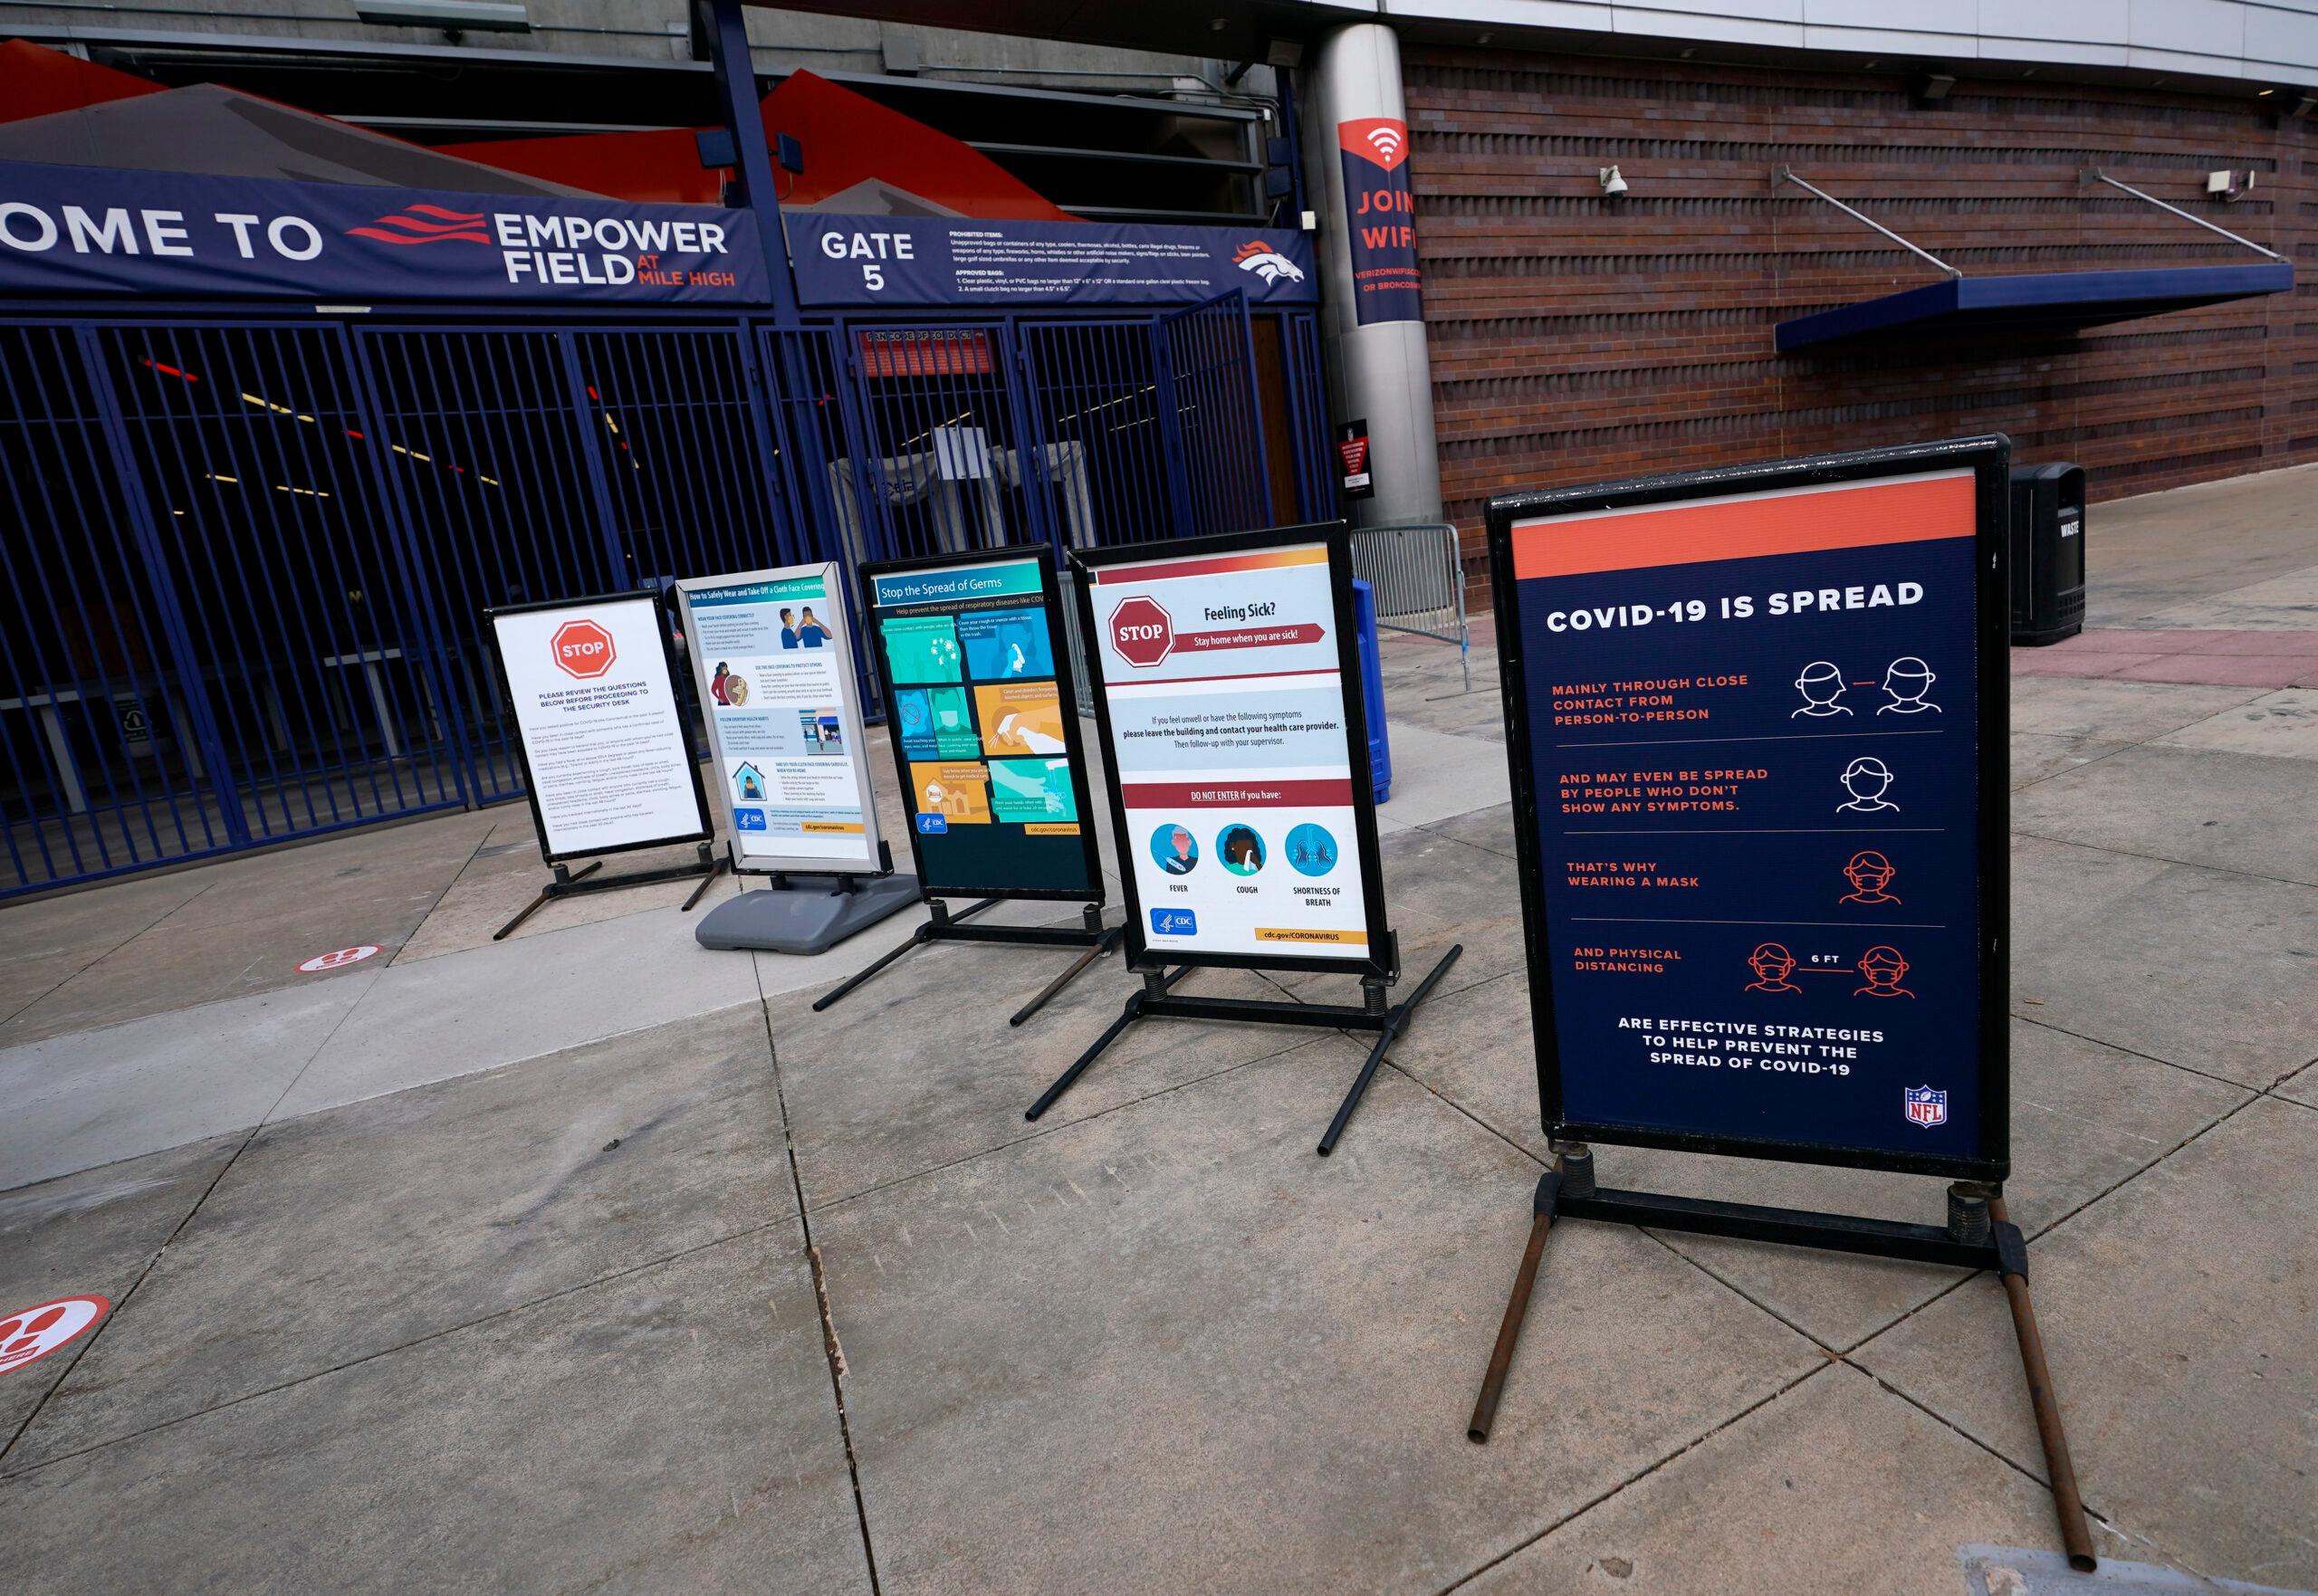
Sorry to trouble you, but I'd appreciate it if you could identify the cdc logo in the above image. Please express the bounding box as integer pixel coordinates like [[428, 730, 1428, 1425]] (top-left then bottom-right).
[[917, 814, 948, 835], [734, 808, 767, 832], [1149, 907, 1197, 937]]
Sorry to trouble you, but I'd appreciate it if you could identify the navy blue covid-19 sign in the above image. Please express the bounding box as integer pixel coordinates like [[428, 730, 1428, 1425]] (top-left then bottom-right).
[[1490, 446, 2007, 1175]]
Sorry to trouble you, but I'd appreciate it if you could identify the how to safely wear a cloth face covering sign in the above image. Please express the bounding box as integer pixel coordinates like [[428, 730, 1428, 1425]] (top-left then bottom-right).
[[679, 566, 877, 871], [491, 595, 703, 860], [1090, 540, 1374, 960], [1505, 466, 1985, 1162]]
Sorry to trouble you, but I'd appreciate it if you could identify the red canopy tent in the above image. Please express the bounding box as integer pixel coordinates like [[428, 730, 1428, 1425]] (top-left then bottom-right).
[[0, 39, 163, 124], [446, 69, 1072, 218]]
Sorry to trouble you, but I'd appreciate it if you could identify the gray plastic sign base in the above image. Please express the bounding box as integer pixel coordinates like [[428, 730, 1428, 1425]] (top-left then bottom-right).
[[695, 874, 923, 956]]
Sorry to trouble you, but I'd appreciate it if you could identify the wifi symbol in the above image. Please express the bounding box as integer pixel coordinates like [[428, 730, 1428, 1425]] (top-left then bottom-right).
[[1366, 125, 1403, 162]]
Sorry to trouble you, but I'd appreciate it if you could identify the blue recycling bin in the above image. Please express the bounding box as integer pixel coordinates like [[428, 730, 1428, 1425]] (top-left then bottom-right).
[[1352, 578, 1392, 804]]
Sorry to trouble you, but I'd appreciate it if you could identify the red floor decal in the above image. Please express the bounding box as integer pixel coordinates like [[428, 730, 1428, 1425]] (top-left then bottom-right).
[[0, 1295, 110, 1376]]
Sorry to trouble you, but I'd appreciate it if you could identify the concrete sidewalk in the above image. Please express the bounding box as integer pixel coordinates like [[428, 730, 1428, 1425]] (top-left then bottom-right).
[[2, 464, 2314, 1595]]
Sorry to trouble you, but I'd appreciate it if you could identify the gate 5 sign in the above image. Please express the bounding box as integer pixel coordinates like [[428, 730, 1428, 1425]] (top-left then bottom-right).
[[488, 592, 712, 865], [1485, 437, 2011, 1179], [860, 546, 1103, 901], [675, 563, 884, 875], [1072, 523, 1391, 978]]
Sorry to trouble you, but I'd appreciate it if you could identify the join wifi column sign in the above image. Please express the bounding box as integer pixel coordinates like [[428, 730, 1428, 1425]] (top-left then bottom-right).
[[1336, 118, 1422, 325], [1488, 439, 2013, 1177]]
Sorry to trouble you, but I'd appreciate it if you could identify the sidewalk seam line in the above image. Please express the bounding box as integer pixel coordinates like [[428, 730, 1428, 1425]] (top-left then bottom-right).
[[0, 879, 221, 1029], [0, 1211, 800, 1483], [2011, 1011, 2271, 1094], [2008, 825, 2318, 892], [0, 963, 380, 1467], [806, 1029, 1328, 1219], [756, 967, 884, 1596], [1435, 1362, 1833, 1593]]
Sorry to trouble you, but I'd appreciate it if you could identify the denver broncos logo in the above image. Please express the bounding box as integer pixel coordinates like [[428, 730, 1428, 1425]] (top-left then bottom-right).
[[346, 204, 490, 246], [1231, 240, 1305, 284]]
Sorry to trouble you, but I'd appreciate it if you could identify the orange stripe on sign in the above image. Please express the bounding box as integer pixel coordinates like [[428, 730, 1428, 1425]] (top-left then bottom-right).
[[1091, 546, 1326, 585], [1511, 471, 1975, 581]]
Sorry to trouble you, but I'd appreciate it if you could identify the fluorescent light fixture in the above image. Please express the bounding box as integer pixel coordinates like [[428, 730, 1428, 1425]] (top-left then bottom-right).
[[355, 0, 531, 33]]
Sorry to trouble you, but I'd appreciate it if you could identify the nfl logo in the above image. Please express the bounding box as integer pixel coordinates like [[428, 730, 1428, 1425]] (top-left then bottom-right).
[[1903, 1085, 1949, 1128]]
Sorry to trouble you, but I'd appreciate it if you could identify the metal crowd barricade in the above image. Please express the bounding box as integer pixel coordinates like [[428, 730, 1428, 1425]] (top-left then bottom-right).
[[1348, 522, 1471, 691], [1057, 565, 1096, 717]]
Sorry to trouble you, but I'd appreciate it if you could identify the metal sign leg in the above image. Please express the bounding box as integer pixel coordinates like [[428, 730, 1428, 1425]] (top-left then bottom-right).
[[810, 897, 1001, 1013], [1009, 921, 1125, 1028], [1464, 1153, 2097, 1574], [1026, 967, 1188, 1121], [1468, 1161, 1570, 1443], [1317, 943, 1462, 1156], [1989, 1192, 2098, 1572]]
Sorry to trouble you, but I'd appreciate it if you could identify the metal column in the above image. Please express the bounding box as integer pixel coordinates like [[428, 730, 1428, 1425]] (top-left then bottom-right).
[[1300, 23, 1442, 528]]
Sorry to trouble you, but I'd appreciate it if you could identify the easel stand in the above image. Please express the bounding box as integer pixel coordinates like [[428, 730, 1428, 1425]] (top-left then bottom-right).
[[812, 899, 1125, 1026], [1466, 1146, 2098, 1573], [1026, 940, 1464, 1155], [496, 843, 725, 941], [694, 866, 921, 955]]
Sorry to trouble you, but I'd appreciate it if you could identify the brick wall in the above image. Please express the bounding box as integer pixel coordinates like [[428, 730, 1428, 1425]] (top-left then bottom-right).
[[1403, 47, 2317, 569]]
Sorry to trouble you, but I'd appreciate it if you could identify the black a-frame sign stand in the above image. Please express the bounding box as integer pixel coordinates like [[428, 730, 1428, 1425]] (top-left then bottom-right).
[[495, 844, 725, 941], [825, 542, 1128, 1027], [1025, 934, 1462, 1155], [1466, 1147, 2096, 1572], [1028, 521, 1462, 1157], [813, 898, 1124, 1027], [1467, 437, 2094, 1572]]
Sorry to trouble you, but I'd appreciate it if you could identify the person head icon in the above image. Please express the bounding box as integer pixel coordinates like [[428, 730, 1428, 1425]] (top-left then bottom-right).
[[1746, 941, 1800, 994], [1219, 825, 1265, 875], [1842, 850, 1899, 904], [1793, 661, 1852, 717], [1152, 823, 1199, 874], [1879, 656, 1940, 714], [779, 609, 793, 627], [1855, 945, 1914, 998], [1838, 757, 1898, 813]]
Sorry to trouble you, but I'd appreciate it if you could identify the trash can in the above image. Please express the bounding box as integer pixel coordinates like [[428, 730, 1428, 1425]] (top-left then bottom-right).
[[2008, 464, 2086, 646], [1353, 578, 1393, 803]]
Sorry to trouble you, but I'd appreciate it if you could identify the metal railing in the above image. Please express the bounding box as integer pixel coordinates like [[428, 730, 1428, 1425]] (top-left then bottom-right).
[[0, 300, 1328, 896], [1348, 521, 1470, 691]]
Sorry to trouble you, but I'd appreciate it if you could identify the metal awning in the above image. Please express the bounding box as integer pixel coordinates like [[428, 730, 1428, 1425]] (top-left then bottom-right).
[[1775, 263, 2296, 351], [1768, 164, 2295, 353]]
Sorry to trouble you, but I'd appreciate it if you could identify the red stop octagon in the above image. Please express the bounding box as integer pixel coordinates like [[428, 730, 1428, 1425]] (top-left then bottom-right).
[[551, 618, 617, 679], [1108, 595, 1173, 668]]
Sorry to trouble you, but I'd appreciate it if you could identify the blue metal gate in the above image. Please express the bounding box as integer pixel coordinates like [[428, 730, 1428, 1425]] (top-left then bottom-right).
[[1153, 291, 1276, 537], [1, 301, 1320, 897], [0, 319, 471, 893], [353, 322, 801, 802]]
